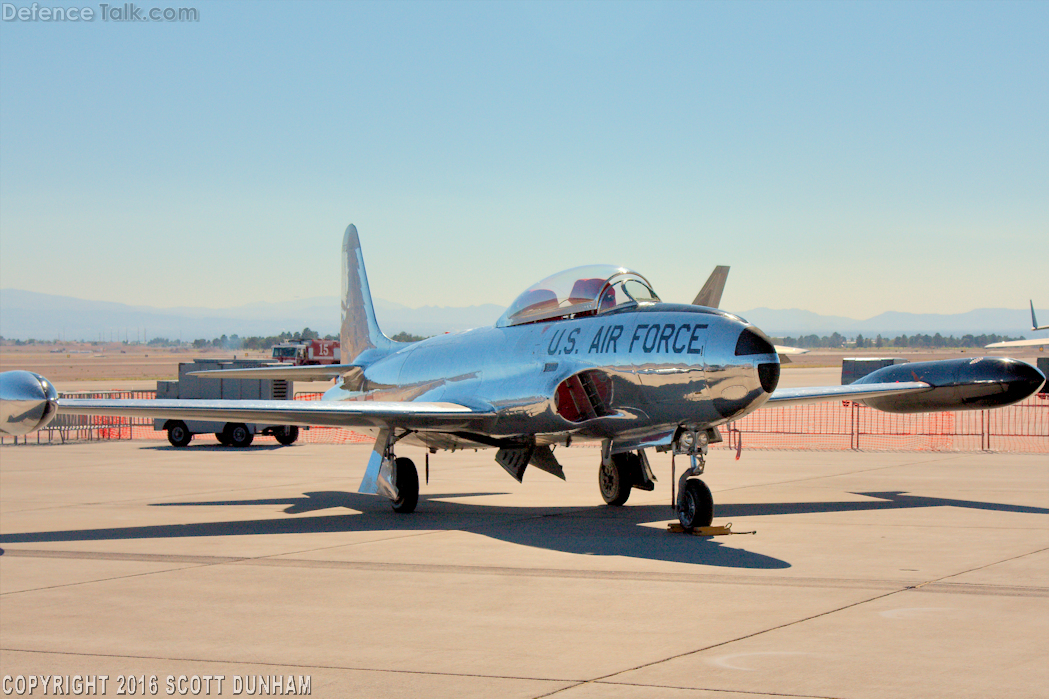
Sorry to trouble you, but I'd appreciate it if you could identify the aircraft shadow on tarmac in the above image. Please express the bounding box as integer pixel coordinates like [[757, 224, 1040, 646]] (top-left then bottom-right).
[[142, 444, 288, 452], [1, 490, 1046, 570]]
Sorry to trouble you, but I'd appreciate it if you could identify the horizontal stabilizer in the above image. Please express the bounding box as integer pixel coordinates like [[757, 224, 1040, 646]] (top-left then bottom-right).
[[189, 364, 361, 381]]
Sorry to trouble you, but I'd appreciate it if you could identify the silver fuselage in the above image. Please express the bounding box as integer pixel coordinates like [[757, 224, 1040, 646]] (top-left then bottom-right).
[[324, 303, 780, 453]]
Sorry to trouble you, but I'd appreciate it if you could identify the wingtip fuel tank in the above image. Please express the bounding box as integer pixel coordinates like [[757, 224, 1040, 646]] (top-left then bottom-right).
[[855, 357, 1045, 413], [0, 370, 59, 436]]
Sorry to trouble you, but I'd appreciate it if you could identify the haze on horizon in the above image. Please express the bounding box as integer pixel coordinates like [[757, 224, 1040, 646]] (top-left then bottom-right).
[[1, 1, 1046, 318]]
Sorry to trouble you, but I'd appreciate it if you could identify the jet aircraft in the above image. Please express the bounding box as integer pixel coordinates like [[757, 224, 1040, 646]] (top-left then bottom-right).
[[1, 225, 1044, 529]]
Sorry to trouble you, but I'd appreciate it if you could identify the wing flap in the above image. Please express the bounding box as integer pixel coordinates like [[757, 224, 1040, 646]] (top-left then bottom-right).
[[58, 398, 492, 431], [767, 381, 930, 408]]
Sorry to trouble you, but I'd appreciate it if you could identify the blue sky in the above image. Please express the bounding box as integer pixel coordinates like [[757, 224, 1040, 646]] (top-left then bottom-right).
[[1, 0, 1046, 318]]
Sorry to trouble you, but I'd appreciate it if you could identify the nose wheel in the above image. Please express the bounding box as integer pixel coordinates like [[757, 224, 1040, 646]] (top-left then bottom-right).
[[677, 478, 714, 530]]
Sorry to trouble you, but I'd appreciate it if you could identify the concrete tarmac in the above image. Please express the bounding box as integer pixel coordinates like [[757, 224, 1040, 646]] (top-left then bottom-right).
[[1, 442, 1046, 698]]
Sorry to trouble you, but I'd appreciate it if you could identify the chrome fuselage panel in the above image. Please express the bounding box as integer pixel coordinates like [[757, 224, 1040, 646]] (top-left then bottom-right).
[[323, 303, 779, 451]]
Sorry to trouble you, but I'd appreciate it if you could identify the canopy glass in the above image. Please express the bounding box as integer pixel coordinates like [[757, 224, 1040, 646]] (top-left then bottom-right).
[[498, 264, 660, 327]]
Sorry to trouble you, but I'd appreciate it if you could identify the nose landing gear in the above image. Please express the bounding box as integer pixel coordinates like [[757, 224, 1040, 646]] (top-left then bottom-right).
[[673, 428, 716, 530]]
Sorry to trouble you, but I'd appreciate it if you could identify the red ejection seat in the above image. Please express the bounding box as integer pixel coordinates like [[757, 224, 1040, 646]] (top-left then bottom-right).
[[569, 279, 616, 312]]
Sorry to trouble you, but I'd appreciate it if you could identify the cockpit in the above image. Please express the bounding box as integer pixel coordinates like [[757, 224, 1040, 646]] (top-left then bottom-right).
[[496, 265, 661, 327]]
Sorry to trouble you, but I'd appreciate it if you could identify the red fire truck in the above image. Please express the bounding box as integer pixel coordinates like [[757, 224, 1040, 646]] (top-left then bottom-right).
[[271, 339, 341, 365]]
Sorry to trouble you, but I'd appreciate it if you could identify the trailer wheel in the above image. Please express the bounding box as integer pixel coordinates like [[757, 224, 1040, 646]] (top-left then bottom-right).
[[215, 432, 231, 446], [224, 423, 254, 448], [275, 425, 299, 446], [167, 421, 192, 448]]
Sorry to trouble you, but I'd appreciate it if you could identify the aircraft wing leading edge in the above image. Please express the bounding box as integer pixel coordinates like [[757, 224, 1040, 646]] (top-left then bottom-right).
[[58, 398, 492, 431]]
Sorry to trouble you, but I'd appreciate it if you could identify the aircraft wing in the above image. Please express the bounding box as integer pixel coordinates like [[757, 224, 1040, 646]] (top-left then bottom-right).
[[774, 345, 808, 355], [58, 398, 493, 431], [985, 337, 1048, 348], [766, 381, 930, 407]]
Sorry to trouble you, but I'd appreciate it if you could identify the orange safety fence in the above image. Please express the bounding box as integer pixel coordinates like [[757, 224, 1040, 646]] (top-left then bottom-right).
[[3, 391, 1047, 453], [712, 394, 1048, 453]]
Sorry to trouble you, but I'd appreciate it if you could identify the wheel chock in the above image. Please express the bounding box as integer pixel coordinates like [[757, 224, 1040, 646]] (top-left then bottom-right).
[[666, 522, 756, 536]]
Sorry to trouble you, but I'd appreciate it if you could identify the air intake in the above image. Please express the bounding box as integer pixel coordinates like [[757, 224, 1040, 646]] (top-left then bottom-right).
[[555, 370, 614, 423], [735, 328, 775, 356]]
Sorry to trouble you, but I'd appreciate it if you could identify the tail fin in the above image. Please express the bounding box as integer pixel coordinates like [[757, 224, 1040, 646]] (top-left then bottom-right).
[[341, 224, 395, 363], [1031, 300, 1047, 331], [691, 265, 730, 308]]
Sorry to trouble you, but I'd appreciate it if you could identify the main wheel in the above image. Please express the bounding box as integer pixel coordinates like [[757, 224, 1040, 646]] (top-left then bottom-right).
[[275, 425, 299, 446], [166, 421, 192, 448], [391, 457, 419, 513], [598, 454, 636, 506], [678, 478, 714, 530], [224, 423, 254, 448]]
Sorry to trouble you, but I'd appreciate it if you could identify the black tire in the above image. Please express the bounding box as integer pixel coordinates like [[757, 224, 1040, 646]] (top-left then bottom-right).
[[274, 425, 299, 446], [678, 478, 714, 530], [598, 454, 636, 506], [166, 421, 192, 448], [215, 432, 231, 446], [391, 457, 419, 513], [224, 423, 254, 448]]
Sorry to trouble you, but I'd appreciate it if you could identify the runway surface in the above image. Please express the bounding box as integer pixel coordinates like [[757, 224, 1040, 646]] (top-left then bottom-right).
[[1, 442, 1046, 698]]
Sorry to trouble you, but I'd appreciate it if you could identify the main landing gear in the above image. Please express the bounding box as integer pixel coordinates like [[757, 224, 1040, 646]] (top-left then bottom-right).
[[366, 430, 420, 514], [598, 445, 656, 506]]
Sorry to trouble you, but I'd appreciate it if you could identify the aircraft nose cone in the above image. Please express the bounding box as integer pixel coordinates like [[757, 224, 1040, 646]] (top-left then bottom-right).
[[1009, 358, 1046, 396], [0, 370, 59, 436]]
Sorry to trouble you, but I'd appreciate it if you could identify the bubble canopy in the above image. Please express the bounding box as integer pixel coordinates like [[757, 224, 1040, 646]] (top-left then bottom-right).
[[497, 264, 661, 327]]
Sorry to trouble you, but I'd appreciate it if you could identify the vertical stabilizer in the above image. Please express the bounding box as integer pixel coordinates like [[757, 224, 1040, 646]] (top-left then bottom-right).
[[691, 265, 730, 308], [342, 224, 395, 363], [1032, 300, 1048, 331]]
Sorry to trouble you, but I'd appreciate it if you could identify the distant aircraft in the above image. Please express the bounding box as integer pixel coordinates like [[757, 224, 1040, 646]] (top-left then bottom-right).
[[1, 225, 1044, 530], [1033, 301, 1049, 331], [985, 301, 1048, 349]]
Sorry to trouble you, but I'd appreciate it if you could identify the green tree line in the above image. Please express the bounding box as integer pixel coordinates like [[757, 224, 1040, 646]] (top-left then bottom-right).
[[772, 332, 1025, 349]]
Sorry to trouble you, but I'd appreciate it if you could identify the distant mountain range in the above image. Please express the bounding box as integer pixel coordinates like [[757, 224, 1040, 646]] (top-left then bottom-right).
[[0, 289, 504, 341], [0, 289, 1045, 342], [737, 307, 1046, 339]]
